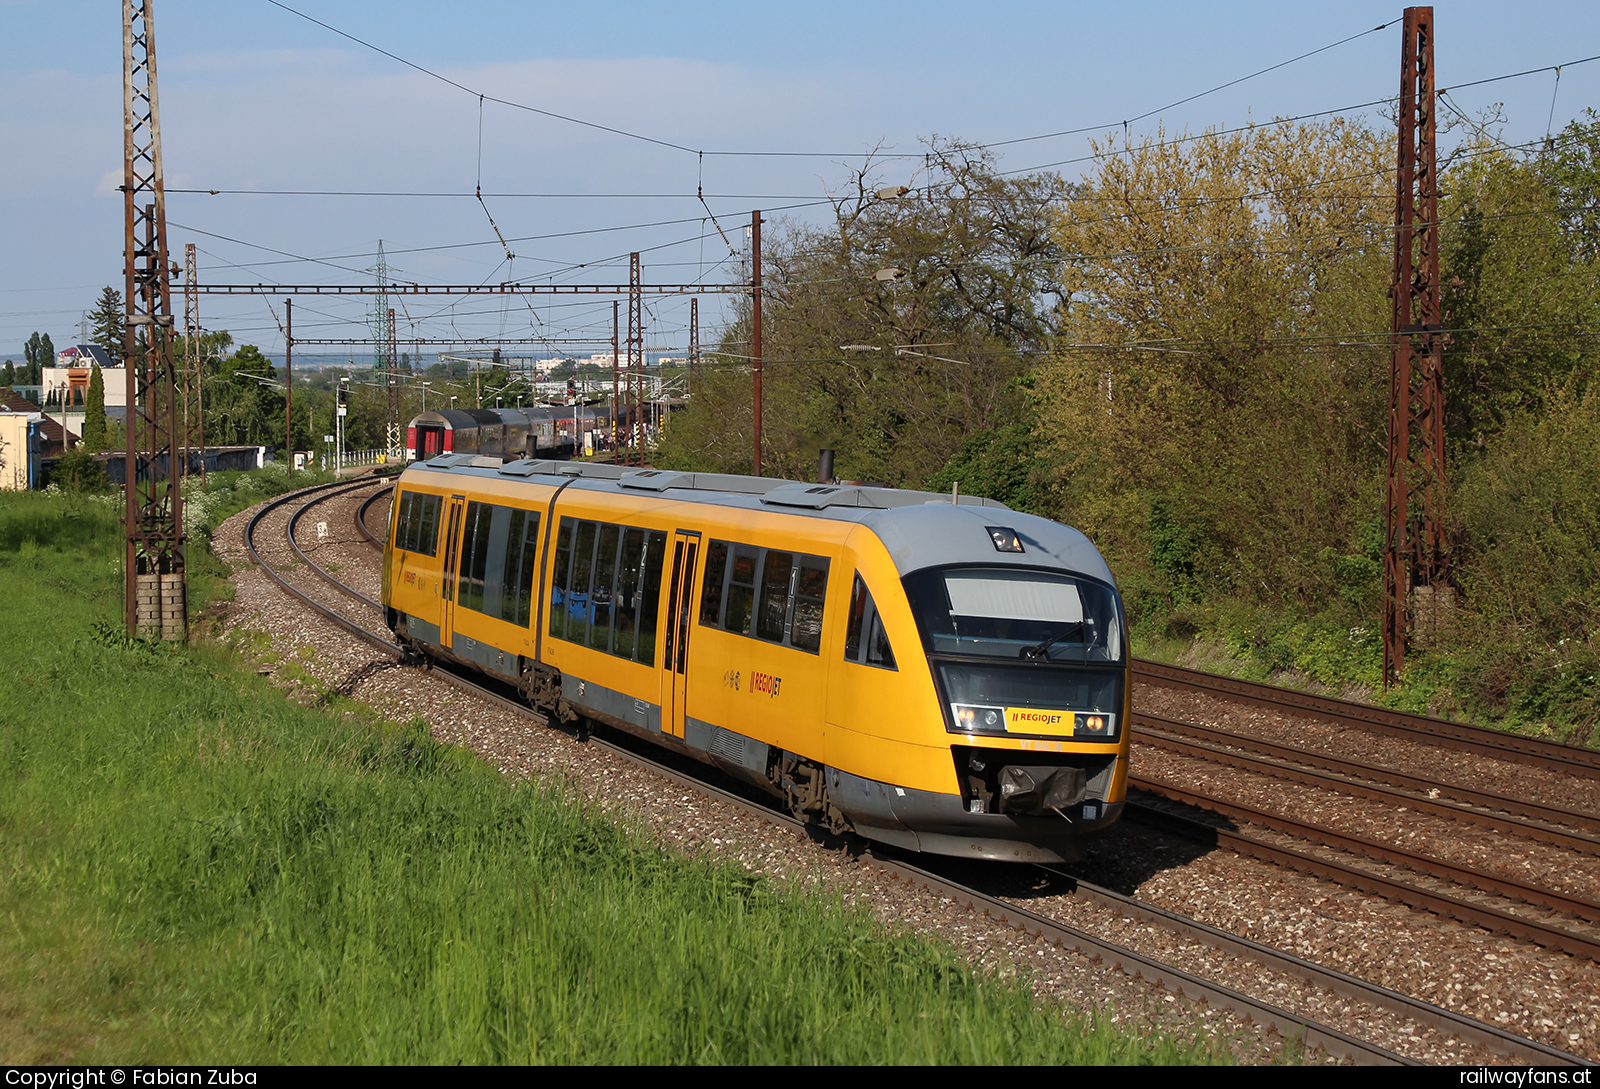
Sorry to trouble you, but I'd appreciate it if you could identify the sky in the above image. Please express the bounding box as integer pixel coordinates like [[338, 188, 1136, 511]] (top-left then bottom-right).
[[5, 0, 1600, 366]]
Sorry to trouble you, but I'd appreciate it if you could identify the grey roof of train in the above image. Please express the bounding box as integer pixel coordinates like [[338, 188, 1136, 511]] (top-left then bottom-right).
[[400, 456, 1114, 585]]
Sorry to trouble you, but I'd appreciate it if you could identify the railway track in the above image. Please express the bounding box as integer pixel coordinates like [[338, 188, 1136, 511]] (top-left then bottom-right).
[[1121, 660, 1600, 965], [232, 478, 1591, 1066], [1133, 659, 1600, 780]]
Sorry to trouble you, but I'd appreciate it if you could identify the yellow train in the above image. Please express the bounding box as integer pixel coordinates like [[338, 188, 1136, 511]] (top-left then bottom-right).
[[382, 457, 1130, 862]]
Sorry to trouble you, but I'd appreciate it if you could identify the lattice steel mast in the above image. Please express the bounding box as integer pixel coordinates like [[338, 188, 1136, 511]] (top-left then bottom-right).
[[371, 241, 400, 458], [122, 0, 185, 639], [182, 241, 204, 486], [1384, 6, 1449, 686], [627, 252, 643, 465]]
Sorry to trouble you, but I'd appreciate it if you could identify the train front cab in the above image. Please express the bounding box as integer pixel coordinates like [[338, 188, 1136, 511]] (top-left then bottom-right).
[[813, 513, 1129, 863]]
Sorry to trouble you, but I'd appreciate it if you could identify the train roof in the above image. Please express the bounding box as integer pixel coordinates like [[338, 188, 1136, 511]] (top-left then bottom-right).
[[410, 406, 605, 429], [396, 456, 1114, 585]]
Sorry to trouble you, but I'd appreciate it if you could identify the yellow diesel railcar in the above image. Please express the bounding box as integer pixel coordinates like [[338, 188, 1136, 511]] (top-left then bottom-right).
[[383, 456, 1131, 863]]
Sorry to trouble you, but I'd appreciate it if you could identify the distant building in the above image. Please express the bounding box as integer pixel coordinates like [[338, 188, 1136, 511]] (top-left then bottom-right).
[[0, 390, 66, 490], [43, 347, 127, 442]]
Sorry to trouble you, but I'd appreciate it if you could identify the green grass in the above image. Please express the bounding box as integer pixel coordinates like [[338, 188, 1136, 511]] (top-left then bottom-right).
[[0, 489, 1227, 1064]]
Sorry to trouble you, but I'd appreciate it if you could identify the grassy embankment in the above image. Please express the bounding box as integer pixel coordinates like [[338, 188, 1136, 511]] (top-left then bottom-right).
[[0, 484, 1225, 1064]]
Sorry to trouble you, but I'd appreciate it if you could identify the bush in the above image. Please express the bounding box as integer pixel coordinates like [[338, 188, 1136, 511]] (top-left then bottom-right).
[[48, 446, 111, 493], [1454, 379, 1600, 725]]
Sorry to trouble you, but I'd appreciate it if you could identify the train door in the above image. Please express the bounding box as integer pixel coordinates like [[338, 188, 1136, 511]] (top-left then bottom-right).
[[439, 495, 466, 649], [660, 529, 701, 739], [415, 424, 444, 461]]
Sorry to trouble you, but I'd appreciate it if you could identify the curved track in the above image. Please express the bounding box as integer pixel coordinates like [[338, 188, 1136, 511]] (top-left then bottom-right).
[[236, 479, 1590, 1067]]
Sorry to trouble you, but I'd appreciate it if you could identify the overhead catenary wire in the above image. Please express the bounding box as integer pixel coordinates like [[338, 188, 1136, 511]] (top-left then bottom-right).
[[163, 14, 1600, 365]]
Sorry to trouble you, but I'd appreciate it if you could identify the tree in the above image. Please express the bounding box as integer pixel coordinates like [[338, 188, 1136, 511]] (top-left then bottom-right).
[[660, 141, 1068, 486], [1038, 118, 1393, 610], [1, 362, 13, 387], [24, 332, 55, 373], [1441, 139, 1600, 451], [89, 287, 124, 362], [82, 362, 108, 452], [208, 345, 280, 447]]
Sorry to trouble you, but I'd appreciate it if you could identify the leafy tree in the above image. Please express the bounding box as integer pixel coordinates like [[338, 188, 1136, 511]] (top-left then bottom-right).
[[1038, 118, 1393, 610], [89, 287, 124, 362], [82, 362, 109, 452], [1, 362, 13, 387], [661, 141, 1067, 486], [24, 332, 55, 372], [207, 344, 282, 447], [1441, 141, 1600, 451]]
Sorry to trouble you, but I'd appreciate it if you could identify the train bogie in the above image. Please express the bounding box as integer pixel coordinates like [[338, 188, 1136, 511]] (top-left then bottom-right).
[[383, 457, 1132, 863]]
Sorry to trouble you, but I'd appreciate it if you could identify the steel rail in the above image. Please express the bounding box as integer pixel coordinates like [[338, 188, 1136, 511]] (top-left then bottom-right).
[[1029, 864, 1589, 1066], [1128, 786, 1600, 961], [244, 478, 403, 659], [1133, 659, 1600, 778], [241, 482, 1590, 1066], [284, 480, 387, 614], [355, 484, 392, 548], [1134, 714, 1600, 854]]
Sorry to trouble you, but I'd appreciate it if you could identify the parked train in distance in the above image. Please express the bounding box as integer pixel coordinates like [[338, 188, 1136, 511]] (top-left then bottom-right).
[[382, 455, 1131, 863], [406, 405, 611, 463]]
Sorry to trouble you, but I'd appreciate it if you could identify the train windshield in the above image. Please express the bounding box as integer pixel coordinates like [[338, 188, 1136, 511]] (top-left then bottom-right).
[[902, 566, 1123, 664]]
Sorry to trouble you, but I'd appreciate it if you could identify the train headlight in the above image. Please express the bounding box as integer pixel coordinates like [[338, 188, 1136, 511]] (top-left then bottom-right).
[[1078, 713, 1113, 736], [951, 703, 1006, 733]]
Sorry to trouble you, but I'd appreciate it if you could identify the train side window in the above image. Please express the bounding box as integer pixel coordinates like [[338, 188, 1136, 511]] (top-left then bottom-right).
[[458, 501, 492, 612], [845, 574, 868, 660], [790, 558, 829, 653], [613, 527, 646, 661], [867, 612, 897, 670], [394, 491, 441, 556], [501, 508, 540, 627], [756, 551, 793, 642], [394, 491, 415, 550], [567, 520, 598, 647], [723, 546, 759, 636], [479, 504, 512, 618], [589, 524, 621, 653], [549, 517, 573, 640], [415, 494, 440, 556], [635, 530, 667, 665], [844, 573, 896, 670], [699, 540, 728, 627]]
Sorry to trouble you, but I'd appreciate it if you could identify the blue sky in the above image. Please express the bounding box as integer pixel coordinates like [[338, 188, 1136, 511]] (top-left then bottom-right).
[[5, 1, 1600, 361]]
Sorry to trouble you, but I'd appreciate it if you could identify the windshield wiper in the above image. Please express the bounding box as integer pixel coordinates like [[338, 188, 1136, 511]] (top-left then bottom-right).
[[1020, 621, 1085, 660]]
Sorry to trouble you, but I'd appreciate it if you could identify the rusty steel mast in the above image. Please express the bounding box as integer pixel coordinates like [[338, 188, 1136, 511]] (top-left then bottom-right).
[[1384, 6, 1449, 687], [122, 0, 185, 640], [627, 252, 643, 465], [182, 241, 204, 487]]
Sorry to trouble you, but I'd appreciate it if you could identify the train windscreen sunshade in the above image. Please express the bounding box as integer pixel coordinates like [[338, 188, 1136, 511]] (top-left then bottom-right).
[[944, 573, 1083, 623], [904, 566, 1122, 663]]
